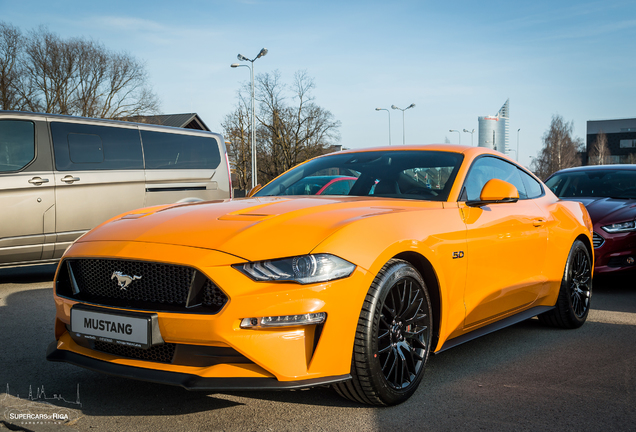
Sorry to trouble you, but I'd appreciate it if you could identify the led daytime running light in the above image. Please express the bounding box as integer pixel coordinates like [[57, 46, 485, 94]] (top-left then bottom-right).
[[240, 312, 327, 328]]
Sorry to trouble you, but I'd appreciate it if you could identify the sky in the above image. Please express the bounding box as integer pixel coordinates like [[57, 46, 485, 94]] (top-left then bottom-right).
[[1, 0, 635, 168]]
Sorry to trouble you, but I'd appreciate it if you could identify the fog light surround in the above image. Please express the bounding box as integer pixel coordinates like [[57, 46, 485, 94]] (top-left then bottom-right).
[[240, 312, 326, 329]]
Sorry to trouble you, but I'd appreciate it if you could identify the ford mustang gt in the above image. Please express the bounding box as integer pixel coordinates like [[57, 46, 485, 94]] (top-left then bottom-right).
[[47, 145, 594, 405]]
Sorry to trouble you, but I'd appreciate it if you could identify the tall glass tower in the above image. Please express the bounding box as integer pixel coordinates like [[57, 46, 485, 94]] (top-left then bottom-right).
[[478, 99, 509, 154]]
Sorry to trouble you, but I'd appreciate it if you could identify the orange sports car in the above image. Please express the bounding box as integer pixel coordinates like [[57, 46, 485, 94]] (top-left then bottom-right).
[[47, 145, 594, 405]]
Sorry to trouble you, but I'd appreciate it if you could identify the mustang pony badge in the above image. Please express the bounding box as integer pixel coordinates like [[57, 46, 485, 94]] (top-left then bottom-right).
[[111, 271, 142, 290]]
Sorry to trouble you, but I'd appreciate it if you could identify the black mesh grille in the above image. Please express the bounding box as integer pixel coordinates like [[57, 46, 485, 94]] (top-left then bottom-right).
[[593, 232, 605, 248], [94, 341, 176, 363], [72, 259, 192, 305], [57, 258, 228, 314], [203, 279, 227, 307]]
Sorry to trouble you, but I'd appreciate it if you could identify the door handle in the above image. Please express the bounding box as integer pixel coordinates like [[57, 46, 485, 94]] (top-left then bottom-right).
[[28, 177, 49, 186], [533, 218, 546, 227], [61, 175, 80, 184]]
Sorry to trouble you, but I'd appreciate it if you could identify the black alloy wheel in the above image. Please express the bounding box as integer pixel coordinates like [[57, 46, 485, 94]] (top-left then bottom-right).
[[378, 275, 429, 389], [569, 245, 592, 318], [334, 259, 432, 405], [539, 239, 592, 329]]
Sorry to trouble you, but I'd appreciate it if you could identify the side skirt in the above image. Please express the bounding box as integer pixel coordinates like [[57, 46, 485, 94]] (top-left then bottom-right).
[[434, 305, 554, 354]]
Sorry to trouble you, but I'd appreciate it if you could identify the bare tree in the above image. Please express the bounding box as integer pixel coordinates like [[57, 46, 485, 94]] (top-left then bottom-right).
[[255, 70, 341, 184], [221, 95, 252, 191], [531, 115, 583, 180], [0, 22, 24, 110], [628, 153, 636, 164], [589, 130, 610, 165], [0, 24, 159, 118], [225, 70, 341, 188]]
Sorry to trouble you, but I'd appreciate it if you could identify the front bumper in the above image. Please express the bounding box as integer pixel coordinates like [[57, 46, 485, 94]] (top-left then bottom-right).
[[593, 230, 636, 273], [49, 240, 372, 385], [46, 341, 350, 390]]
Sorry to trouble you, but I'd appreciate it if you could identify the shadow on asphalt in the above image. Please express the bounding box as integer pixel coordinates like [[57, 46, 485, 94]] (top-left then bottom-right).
[[593, 272, 636, 293], [0, 264, 57, 284]]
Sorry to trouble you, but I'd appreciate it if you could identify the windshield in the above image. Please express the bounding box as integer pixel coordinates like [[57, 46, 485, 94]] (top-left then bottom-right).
[[545, 169, 636, 199], [254, 150, 464, 201]]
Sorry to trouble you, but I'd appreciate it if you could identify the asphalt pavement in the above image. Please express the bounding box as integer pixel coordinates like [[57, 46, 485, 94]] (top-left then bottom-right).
[[0, 265, 634, 432]]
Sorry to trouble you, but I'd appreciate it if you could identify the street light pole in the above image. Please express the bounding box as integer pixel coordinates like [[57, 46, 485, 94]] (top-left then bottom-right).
[[449, 129, 461, 145], [375, 108, 391, 145], [463, 128, 475, 146], [517, 128, 521, 162], [391, 104, 415, 145], [231, 48, 268, 190]]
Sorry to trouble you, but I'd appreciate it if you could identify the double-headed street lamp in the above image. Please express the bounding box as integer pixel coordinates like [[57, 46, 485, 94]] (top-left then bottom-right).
[[391, 104, 415, 145], [375, 108, 391, 145], [231, 48, 268, 190], [449, 129, 461, 145], [463, 129, 475, 146]]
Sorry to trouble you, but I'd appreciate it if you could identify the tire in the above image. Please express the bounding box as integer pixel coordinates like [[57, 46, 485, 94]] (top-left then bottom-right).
[[334, 259, 433, 405], [539, 240, 592, 329]]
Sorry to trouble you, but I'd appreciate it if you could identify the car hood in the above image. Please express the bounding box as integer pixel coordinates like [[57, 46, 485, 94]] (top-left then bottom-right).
[[78, 196, 441, 261], [562, 197, 636, 226]]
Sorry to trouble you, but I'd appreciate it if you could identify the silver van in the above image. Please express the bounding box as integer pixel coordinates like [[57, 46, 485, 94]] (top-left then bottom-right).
[[0, 111, 232, 268]]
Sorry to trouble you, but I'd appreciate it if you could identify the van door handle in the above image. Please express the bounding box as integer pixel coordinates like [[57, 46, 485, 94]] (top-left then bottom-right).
[[61, 175, 80, 184], [533, 218, 546, 227], [28, 177, 49, 185]]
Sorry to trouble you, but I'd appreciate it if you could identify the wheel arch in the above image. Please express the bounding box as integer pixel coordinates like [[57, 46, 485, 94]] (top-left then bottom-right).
[[392, 251, 441, 351], [576, 233, 594, 267]]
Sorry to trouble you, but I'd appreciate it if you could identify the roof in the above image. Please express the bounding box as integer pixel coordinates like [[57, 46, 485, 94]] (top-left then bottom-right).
[[124, 113, 210, 131], [552, 164, 636, 174]]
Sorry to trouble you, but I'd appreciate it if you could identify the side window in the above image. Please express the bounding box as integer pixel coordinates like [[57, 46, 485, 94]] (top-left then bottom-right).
[[463, 156, 527, 201], [519, 169, 543, 199], [50, 122, 143, 171], [68, 133, 104, 163], [141, 130, 221, 170], [0, 120, 35, 172]]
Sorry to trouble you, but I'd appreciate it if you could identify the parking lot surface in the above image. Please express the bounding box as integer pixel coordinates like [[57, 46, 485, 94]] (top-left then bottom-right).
[[1, 265, 634, 431]]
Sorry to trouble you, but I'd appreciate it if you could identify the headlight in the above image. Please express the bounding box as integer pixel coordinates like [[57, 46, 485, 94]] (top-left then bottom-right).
[[235, 254, 355, 284], [602, 220, 636, 233]]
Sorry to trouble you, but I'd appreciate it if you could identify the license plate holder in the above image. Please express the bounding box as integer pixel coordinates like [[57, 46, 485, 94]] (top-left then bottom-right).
[[70, 305, 164, 349]]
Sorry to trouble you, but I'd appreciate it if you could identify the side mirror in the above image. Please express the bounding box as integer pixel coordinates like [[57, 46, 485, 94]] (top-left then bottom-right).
[[247, 184, 262, 197], [466, 179, 519, 207]]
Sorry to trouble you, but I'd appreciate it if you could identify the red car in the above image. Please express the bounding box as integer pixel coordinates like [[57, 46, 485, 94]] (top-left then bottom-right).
[[278, 175, 358, 196], [545, 165, 636, 274]]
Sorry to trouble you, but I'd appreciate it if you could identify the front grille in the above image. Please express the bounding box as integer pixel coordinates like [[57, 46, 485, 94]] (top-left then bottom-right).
[[72, 259, 192, 304], [76, 337, 252, 367], [94, 341, 176, 363], [56, 258, 228, 313], [593, 232, 605, 248]]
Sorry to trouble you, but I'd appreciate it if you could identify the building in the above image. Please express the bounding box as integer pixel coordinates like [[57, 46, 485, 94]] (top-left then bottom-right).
[[587, 118, 636, 164], [478, 99, 509, 155], [123, 113, 210, 131]]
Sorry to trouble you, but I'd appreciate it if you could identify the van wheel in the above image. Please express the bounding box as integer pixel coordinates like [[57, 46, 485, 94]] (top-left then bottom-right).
[[333, 259, 432, 405], [539, 240, 592, 329]]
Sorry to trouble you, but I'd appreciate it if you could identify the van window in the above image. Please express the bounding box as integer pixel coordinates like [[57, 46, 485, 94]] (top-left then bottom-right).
[[51, 122, 143, 171], [0, 120, 35, 172], [68, 133, 104, 163], [141, 130, 221, 170]]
